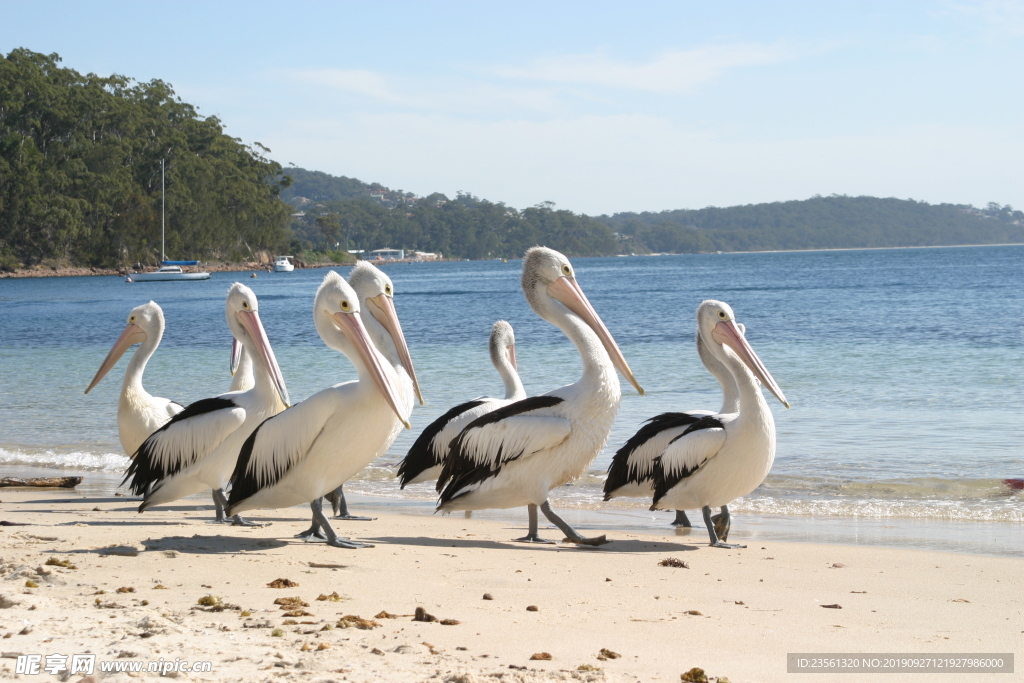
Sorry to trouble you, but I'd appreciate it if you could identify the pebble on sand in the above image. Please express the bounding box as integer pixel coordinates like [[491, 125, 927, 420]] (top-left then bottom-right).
[[267, 578, 299, 588], [530, 652, 553, 661]]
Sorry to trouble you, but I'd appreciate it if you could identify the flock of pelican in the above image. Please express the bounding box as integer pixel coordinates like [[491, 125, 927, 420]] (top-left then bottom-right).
[[85, 247, 788, 550]]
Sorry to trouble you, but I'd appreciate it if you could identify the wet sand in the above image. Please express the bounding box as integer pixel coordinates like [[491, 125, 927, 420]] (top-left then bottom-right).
[[0, 487, 1020, 682]]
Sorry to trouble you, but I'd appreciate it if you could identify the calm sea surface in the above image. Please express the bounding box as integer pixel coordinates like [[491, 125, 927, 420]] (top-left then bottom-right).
[[1, 246, 1022, 556]]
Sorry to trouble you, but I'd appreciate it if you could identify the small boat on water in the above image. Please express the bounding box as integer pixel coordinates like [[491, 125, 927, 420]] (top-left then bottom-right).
[[131, 263, 210, 281], [126, 159, 210, 283], [272, 256, 295, 272]]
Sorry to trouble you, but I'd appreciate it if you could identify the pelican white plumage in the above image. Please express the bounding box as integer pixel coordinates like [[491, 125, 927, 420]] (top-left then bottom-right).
[[397, 319, 525, 489], [325, 261, 423, 520], [603, 322, 745, 528], [123, 283, 290, 524], [436, 247, 643, 545], [229, 339, 254, 393], [225, 271, 411, 548], [648, 300, 788, 548], [84, 301, 184, 456]]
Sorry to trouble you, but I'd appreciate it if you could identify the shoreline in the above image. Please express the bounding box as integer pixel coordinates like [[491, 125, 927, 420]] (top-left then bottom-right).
[[4, 242, 1023, 279], [0, 486, 1019, 682]]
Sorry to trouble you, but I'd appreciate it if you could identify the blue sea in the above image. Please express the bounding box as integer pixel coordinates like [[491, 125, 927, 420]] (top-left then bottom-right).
[[1, 245, 1022, 556]]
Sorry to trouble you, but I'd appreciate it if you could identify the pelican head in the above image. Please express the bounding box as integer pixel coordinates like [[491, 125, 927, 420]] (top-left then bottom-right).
[[347, 262, 424, 405], [315, 271, 411, 429], [489, 320, 517, 372], [85, 301, 165, 394], [521, 246, 643, 395], [697, 300, 788, 408], [225, 282, 290, 407]]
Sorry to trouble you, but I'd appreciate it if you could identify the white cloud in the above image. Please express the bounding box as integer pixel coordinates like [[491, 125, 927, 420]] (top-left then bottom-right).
[[491, 43, 796, 93], [281, 68, 410, 104]]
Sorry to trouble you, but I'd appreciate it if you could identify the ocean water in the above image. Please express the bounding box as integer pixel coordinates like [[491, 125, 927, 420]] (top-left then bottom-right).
[[1, 245, 1022, 556]]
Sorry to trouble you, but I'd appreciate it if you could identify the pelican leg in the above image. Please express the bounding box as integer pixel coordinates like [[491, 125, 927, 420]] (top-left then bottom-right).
[[513, 504, 556, 544], [310, 497, 375, 549], [703, 505, 745, 549], [327, 485, 376, 521], [710, 505, 731, 541], [212, 489, 228, 523], [672, 510, 692, 527], [294, 512, 326, 541], [540, 501, 609, 546]]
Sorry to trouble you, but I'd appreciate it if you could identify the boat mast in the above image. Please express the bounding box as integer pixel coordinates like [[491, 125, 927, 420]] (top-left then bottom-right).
[[161, 158, 166, 264]]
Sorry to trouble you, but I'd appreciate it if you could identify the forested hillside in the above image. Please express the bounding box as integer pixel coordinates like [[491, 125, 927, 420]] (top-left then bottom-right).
[[599, 196, 1024, 253], [0, 49, 290, 269], [3, 48, 1022, 272]]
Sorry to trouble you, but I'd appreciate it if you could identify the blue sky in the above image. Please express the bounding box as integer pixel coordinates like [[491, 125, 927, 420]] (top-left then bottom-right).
[[2, 1, 1022, 214]]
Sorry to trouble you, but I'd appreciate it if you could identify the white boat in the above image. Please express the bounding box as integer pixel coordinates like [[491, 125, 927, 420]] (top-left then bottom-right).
[[126, 159, 210, 282], [131, 265, 210, 282], [272, 256, 295, 272]]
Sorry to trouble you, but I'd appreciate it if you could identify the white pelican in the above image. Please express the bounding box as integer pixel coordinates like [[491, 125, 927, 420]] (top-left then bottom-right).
[[122, 283, 290, 525], [603, 322, 745, 528], [229, 339, 254, 392], [325, 261, 423, 520], [649, 300, 788, 548], [397, 319, 525, 489], [225, 271, 411, 548], [84, 301, 184, 456], [436, 247, 643, 545]]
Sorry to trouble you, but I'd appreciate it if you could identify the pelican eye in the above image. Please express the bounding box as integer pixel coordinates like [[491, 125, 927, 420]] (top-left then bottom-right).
[[339, 300, 351, 312], [561, 264, 572, 276], [384, 284, 392, 296], [129, 316, 136, 323], [718, 310, 727, 319], [242, 301, 250, 310]]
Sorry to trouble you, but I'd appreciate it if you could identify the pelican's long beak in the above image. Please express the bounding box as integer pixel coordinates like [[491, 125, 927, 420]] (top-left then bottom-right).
[[85, 323, 146, 394], [547, 276, 644, 396], [712, 320, 789, 408], [367, 293, 424, 405], [229, 338, 242, 377], [332, 310, 412, 429], [235, 310, 291, 407], [507, 343, 518, 372]]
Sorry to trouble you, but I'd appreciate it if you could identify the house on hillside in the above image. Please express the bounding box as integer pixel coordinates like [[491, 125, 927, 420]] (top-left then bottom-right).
[[370, 248, 404, 260]]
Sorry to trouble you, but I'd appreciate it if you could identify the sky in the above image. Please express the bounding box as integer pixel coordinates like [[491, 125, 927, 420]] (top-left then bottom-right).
[[2, 1, 1022, 215]]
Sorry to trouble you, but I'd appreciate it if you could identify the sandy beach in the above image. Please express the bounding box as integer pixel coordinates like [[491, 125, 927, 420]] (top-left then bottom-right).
[[0, 487, 1019, 682]]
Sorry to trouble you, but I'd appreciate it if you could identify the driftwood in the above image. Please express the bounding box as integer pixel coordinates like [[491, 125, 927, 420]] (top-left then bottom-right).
[[0, 476, 82, 488]]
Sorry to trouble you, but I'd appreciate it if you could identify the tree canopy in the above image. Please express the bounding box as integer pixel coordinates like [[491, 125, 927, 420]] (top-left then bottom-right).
[[0, 48, 290, 269]]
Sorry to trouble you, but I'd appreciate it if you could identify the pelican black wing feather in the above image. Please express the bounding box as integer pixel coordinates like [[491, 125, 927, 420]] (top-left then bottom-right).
[[603, 412, 704, 499], [224, 411, 312, 512], [650, 415, 725, 506], [122, 397, 237, 496], [436, 395, 564, 504], [397, 399, 486, 488]]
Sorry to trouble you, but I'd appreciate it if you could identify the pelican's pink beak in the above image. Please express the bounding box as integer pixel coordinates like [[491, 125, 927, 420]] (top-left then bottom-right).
[[507, 343, 518, 372], [229, 338, 242, 377], [712, 320, 789, 408], [367, 293, 424, 405], [235, 309, 290, 407], [547, 276, 644, 395], [332, 310, 412, 429], [85, 323, 147, 394]]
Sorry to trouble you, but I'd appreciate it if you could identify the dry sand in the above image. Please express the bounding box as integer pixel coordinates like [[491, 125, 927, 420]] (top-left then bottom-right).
[[0, 488, 1020, 682]]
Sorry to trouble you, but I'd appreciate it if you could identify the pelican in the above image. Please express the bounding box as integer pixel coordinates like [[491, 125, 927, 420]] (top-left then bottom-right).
[[84, 302, 184, 456], [648, 300, 788, 549], [122, 283, 290, 525], [225, 271, 411, 548], [436, 247, 643, 545], [397, 319, 525, 489], [603, 322, 745, 529], [229, 339, 254, 392], [325, 261, 423, 520]]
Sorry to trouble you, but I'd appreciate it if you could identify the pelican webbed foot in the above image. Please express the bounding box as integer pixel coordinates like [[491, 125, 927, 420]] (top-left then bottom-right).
[[514, 534, 556, 545], [540, 501, 610, 547], [327, 538, 375, 549], [702, 505, 746, 549], [672, 509, 692, 527], [230, 516, 266, 527], [294, 526, 327, 541], [310, 497, 373, 550]]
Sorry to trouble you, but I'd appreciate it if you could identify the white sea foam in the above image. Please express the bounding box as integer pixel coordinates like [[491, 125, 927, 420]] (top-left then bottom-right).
[[0, 448, 130, 473]]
